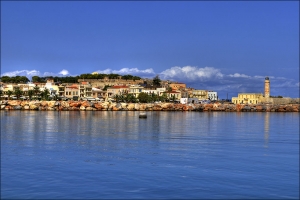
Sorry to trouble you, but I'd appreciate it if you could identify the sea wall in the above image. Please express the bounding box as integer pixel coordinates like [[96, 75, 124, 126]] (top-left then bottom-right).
[[1, 100, 299, 112]]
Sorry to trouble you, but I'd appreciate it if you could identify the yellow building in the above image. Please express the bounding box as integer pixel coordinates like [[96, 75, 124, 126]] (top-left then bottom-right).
[[129, 85, 144, 98], [232, 77, 271, 104], [169, 83, 186, 90], [192, 90, 208, 100], [232, 93, 263, 104]]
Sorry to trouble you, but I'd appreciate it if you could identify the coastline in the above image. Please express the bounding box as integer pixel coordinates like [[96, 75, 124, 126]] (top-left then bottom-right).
[[1, 100, 299, 112]]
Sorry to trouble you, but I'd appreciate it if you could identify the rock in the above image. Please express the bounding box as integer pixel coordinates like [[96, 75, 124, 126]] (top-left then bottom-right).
[[81, 101, 92, 107], [8, 100, 21, 106], [13, 105, 22, 110], [5, 106, 12, 110], [128, 103, 135, 111], [161, 103, 172, 109], [153, 105, 162, 111], [134, 103, 140, 110], [1, 105, 6, 110], [29, 101, 41, 107], [29, 104, 38, 110], [1, 100, 8, 105], [86, 107, 94, 111], [48, 101, 57, 108], [121, 103, 127, 109], [115, 103, 123, 110], [24, 105, 30, 110], [94, 103, 103, 110], [112, 106, 119, 111], [242, 106, 251, 112], [139, 104, 147, 111], [69, 102, 81, 107], [71, 107, 80, 111], [61, 101, 70, 108], [80, 106, 86, 110], [21, 101, 29, 106], [40, 101, 48, 107]]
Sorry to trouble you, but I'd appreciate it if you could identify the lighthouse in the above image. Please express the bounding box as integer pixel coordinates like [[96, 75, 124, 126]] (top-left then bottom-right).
[[264, 77, 270, 98]]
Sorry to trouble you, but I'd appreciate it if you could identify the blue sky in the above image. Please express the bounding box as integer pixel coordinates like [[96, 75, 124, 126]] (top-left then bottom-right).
[[1, 1, 299, 98]]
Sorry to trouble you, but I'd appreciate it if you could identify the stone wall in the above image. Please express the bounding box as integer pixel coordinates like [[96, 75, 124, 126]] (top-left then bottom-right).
[[1, 100, 299, 112]]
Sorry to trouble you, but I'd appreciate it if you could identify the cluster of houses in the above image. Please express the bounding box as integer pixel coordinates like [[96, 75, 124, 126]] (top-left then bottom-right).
[[0, 75, 218, 103], [3, 74, 290, 105]]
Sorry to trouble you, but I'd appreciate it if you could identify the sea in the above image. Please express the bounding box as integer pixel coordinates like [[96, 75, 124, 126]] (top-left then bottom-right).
[[1, 111, 299, 199]]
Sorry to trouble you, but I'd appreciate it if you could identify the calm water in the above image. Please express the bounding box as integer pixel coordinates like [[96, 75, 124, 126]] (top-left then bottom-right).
[[1, 111, 299, 199]]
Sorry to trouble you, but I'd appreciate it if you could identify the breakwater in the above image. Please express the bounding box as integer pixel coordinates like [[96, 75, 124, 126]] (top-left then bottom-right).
[[1, 100, 299, 112]]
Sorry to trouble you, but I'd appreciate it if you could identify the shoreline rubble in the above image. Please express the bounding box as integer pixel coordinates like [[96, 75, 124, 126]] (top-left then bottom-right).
[[1, 100, 299, 112]]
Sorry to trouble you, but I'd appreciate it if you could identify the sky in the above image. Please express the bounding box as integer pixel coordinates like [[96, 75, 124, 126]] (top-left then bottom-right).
[[1, 1, 299, 98]]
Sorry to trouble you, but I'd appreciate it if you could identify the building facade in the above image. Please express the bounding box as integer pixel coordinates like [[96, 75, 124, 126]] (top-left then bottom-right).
[[232, 93, 263, 104], [208, 91, 218, 101]]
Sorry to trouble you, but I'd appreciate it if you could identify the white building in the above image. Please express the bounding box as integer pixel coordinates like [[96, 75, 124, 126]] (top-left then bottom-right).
[[208, 91, 218, 101], [180, 98, 199, 104], [142, 88, 166, 96]]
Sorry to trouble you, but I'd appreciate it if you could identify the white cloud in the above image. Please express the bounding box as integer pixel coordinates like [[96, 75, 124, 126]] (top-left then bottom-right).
[[1, 69, 74, 79], [160, 66, 223, 82], [228, 73, 250, 78], [96, 68, 156, 77], [1, 70, 41, 77], [59, 69, 69, 76]]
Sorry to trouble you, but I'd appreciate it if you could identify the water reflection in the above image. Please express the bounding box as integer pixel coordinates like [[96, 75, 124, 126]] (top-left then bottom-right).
[[1, 111, 299, 199], [264, 113, 270, 148]]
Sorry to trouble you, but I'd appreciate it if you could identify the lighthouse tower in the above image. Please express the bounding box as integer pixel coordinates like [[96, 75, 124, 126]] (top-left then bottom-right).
[[264, 77, 270, 98]]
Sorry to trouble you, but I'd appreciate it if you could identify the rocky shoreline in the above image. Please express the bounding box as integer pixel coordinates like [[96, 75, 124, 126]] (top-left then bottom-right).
[[0, 100, 299, 112]]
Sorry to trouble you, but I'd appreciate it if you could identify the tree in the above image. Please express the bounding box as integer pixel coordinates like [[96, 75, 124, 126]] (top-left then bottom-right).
[[152, 75, 161, 87], [14, 87, 23, 100], [7, 90, 13, 100], [33, 85, 40, 99], [159, 93, 167, 102], [125, 94, 137, 103], [138, 92, 151, 103], [32, 76, 43, 83], [28, 90, 34, 100], [102, 85, 110, 91], [0, 89, 3, 99], [114, 94, 121, 103], [41, 88, 50, 100]]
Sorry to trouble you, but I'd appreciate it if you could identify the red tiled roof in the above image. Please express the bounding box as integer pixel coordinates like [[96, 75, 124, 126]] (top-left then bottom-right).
[[111, 86, 128, 89], [66, 86, 78, 89]]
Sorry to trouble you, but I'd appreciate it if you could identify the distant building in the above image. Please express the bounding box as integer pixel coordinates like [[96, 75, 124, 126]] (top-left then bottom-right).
[[232, 77, 272, 104], [232, 93, 264, 104], [192, 90, 208, 100], [107, 85, 129, 99], [169, 83, 186, 90], [264, 77, 270, 98], [208, 91, 218, 101], [129, 85, 144, 98], [65, 84, 79, 99], [180, 98, 199, 104]]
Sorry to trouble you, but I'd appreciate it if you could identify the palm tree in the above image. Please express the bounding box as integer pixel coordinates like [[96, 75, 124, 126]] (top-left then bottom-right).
[[7, 90, 13, 100]]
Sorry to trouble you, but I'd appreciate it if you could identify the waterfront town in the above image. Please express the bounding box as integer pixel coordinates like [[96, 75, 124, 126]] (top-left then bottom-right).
[[0, 72, 299, 112]]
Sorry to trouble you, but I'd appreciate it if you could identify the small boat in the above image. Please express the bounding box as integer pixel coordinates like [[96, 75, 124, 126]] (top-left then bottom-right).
[[139, 112, 147, 118]]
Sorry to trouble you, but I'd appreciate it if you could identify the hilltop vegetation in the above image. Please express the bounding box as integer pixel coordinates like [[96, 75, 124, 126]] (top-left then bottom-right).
[[1, 73, 142, 83]]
